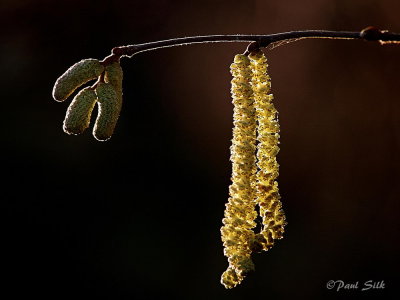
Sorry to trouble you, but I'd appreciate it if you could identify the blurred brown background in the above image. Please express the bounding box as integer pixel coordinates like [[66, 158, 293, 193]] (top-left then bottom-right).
[[2, 0, 399, 299]]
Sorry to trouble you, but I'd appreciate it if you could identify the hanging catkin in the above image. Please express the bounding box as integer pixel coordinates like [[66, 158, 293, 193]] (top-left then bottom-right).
[[220, 54, 258, 289], [249, 50, 286, 252], [221, 51, 286, 289]]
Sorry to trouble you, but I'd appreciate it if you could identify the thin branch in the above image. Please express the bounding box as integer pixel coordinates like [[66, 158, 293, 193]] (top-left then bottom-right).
[[108, 27, 399, 60]]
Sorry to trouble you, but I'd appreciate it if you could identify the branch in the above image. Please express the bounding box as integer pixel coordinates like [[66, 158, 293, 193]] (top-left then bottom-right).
[[53, 26, 399, 140], [108, 26, 400, 61]]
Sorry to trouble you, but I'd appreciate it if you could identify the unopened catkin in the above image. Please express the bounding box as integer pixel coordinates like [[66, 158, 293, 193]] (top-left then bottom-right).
[[104, 61, 123, 115], [220, 54, 258, 289], [104, 62, 123, 100], [63, 87, 98, 135], [53, 58, 104, 102], [249, 50, 286, 251], [93, 82, 120, 141]]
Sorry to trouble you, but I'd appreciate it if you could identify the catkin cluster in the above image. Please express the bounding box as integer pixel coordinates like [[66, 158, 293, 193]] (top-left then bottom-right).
[[52, 59, 123, 141], [221, 51, 286, 289]]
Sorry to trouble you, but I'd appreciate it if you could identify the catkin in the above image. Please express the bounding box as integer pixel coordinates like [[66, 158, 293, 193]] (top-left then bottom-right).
[[93, 82, 120, 141], [220, 54, 258, 289], [221, 51, 286, 289], [249, 51, 286, 251], [63, 87, 98, 135], [53, 59, 104, 102], [104, 62, 123, 97], [104, 61, 123, 113]]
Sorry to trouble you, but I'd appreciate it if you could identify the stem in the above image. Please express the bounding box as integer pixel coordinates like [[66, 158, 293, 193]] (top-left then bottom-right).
[[110, 27, 400, 58]]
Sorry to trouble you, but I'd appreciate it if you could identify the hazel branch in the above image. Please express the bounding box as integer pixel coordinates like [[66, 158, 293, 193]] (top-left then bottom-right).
[[109, 26, 400, 59], [54, 26, 399, 141]]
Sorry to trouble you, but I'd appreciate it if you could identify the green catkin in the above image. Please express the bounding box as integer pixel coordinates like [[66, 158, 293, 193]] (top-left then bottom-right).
[[63, 87, 98, 135], [104, 62, 123, 96], [104, 61, 123, 111], [52, 59, 104, 102], [93, 83, 120, 141]]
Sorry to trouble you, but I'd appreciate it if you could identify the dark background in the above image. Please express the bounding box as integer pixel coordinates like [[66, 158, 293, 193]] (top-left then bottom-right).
[[2, 0, 399, 299]]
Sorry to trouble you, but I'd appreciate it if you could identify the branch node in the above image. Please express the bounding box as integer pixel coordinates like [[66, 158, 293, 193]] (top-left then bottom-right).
[[244, 41, 261, 56], [101, 54, 121, 66], [112, 47, 125, 56], [360, 26, 384, 41]]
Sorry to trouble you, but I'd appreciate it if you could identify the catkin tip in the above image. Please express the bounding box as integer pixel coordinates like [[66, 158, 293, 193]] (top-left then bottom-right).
[[221, 267, 242, 289], [234, 54, 250, 63], [93, 82, 121, 141]]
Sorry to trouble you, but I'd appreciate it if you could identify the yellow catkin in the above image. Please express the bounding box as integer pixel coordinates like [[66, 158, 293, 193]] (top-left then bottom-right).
[[93, 82, 120, 141], [63, 87, 98, 135], [249, 51, 286, 251], [53, 58, 104, 102], [220, 54, 258, 289]]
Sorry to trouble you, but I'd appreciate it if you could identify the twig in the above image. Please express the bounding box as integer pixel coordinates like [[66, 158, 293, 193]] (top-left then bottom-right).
[[107, 27, 399, 61]]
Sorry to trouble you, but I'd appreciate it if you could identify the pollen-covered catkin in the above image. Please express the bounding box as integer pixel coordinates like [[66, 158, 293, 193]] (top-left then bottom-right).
[[63, 87, 98, 135], [220, 54, 257, 289], [53, 59, 104, 102], [93, 83, 120, 141], [249, 51, 286, 251]]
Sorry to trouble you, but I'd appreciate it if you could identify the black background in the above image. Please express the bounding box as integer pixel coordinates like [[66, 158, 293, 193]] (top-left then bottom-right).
[[2, 0, 399, 299]]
